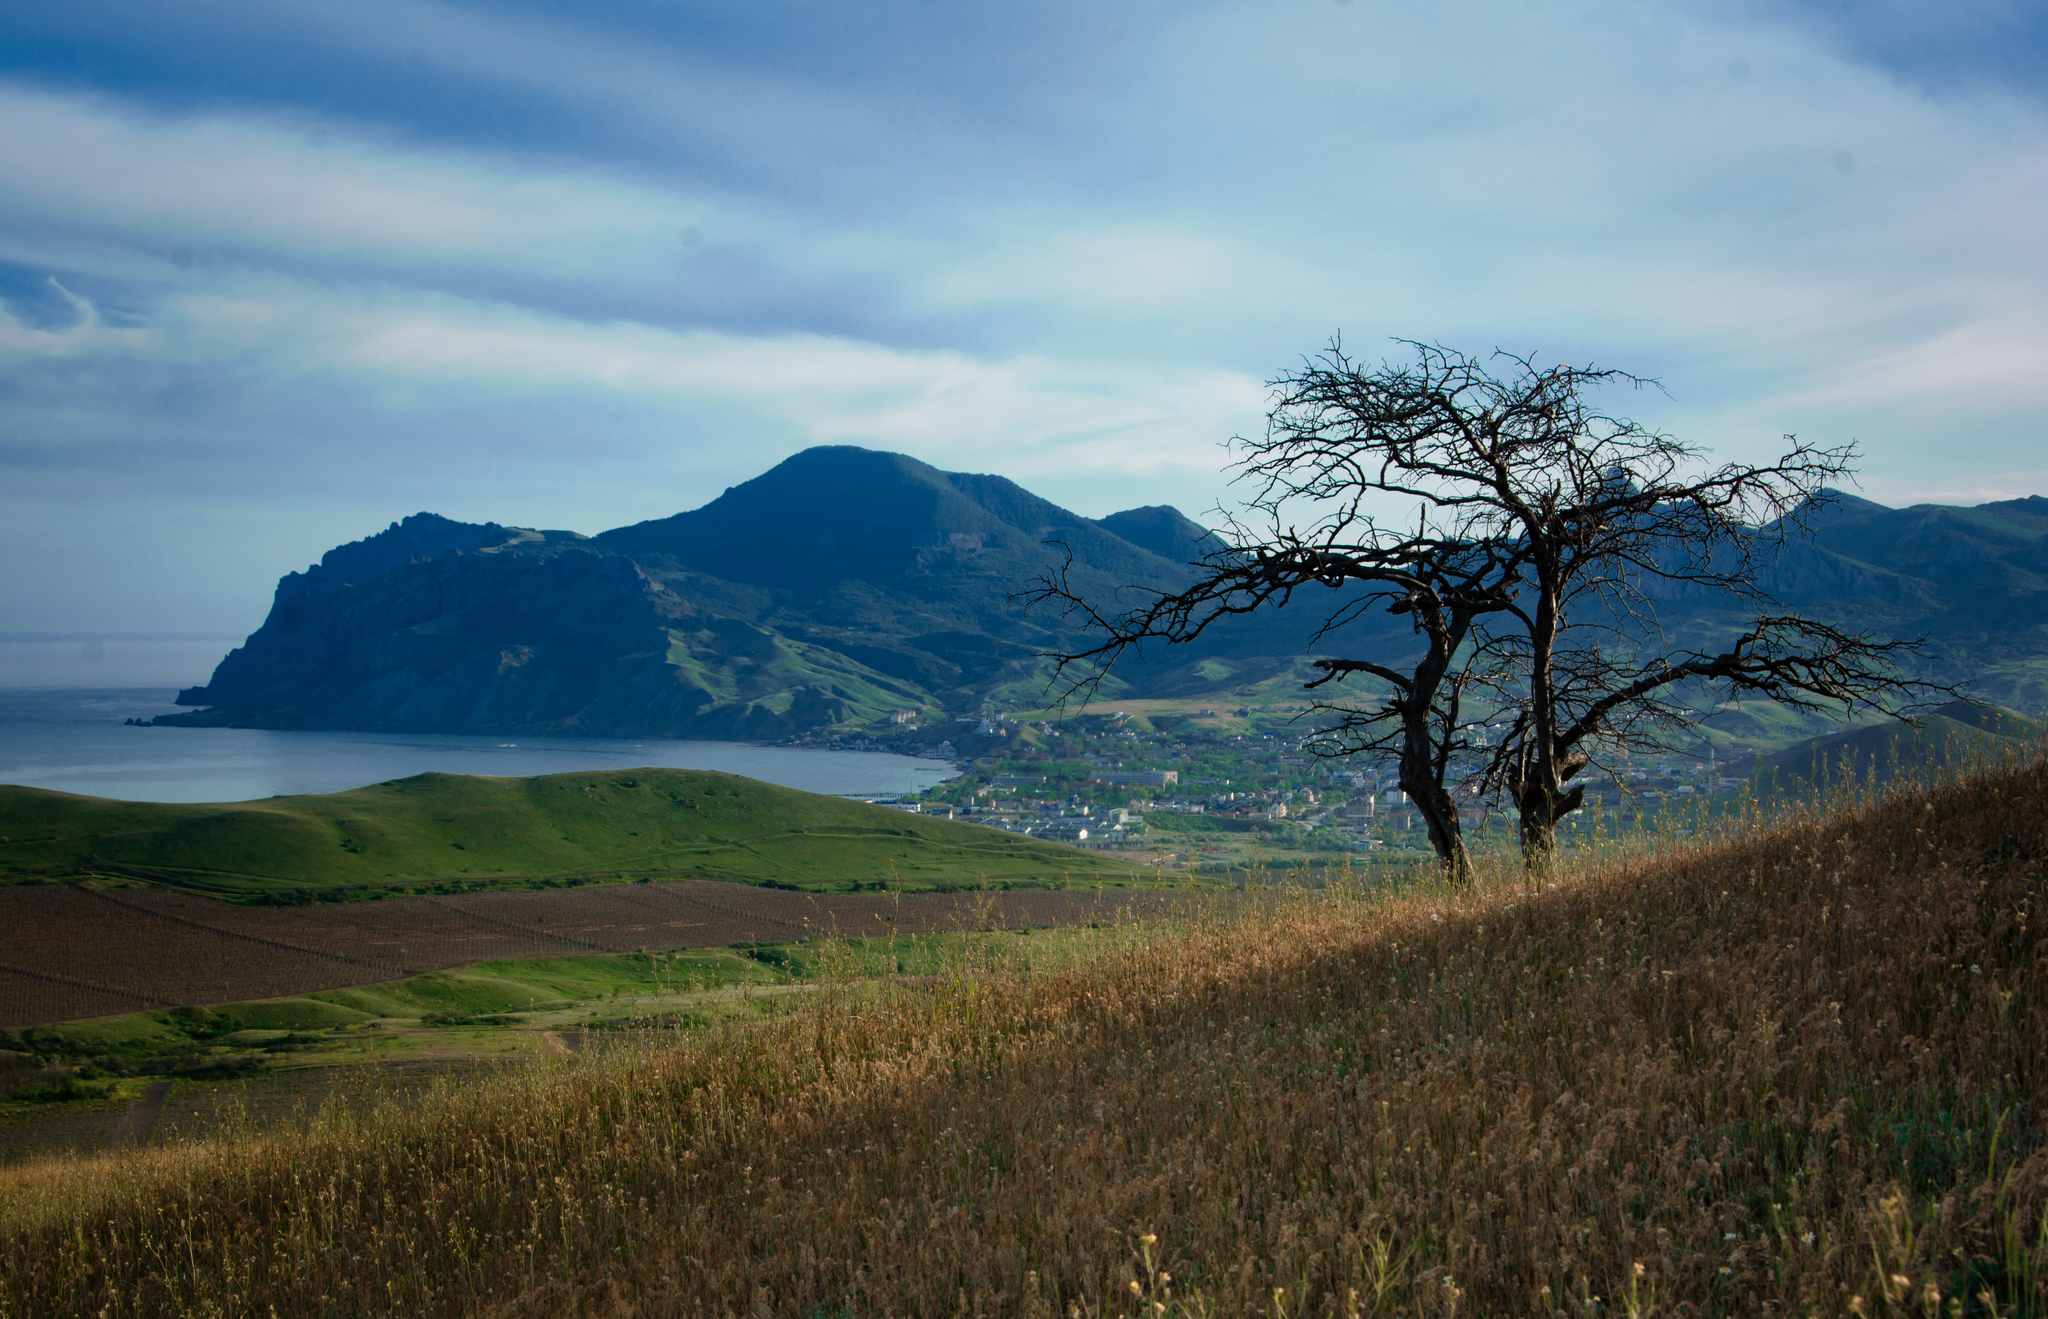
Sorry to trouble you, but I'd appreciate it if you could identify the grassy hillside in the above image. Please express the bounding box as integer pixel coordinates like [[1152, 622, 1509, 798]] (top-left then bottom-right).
[[3, 752, 2044, 1315], [0, 768, 1144, 900]]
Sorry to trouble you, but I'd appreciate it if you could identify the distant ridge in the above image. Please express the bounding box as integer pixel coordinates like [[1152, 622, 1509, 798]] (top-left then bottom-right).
[[157, 457, 2048, 740], [1091, 505, 1223, 562], [161, 447, 1231, 739]]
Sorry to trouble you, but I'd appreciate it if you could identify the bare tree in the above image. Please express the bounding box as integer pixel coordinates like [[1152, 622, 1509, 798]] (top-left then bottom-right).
[[1260, 341, 1944, 863], [1479, 616, 1929, 859], [1033, 339, 1939, 877], [1033, 515, 1522, 877]]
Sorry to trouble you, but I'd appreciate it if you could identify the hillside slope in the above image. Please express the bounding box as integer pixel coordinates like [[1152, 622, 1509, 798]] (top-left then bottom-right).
[[1800, 492, 2048, 706], [6, 749, 2044, 1315], [1749, 699, 2044, 793], [0, 768, 1142, 900]]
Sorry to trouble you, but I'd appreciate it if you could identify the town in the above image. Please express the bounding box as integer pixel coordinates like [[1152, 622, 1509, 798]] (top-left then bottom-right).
[[802, 698, 1753, 874]]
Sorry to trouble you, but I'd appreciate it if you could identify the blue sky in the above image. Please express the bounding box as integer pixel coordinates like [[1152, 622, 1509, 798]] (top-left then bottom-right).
[[2, 0, 2046, 636]]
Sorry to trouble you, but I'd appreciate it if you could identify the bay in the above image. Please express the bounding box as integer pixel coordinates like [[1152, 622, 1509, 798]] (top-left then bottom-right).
[[0, 688, 958, 804]]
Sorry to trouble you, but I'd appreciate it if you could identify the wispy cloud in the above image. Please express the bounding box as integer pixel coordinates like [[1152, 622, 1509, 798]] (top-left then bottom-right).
[[0, 270, 1265, 502], [0, 83, 756, 287]]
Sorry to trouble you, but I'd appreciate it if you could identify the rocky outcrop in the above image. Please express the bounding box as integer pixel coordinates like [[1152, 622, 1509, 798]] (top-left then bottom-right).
[[175, 516, 590, 706], [166, 546, 685, 732]]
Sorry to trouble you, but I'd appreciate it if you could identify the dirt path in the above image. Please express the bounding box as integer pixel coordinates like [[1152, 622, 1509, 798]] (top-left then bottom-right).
[[107, 1080, 171, 1149]]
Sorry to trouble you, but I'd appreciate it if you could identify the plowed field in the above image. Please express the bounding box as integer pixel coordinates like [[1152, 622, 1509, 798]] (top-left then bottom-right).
[[1, 882, 1176, 1027]]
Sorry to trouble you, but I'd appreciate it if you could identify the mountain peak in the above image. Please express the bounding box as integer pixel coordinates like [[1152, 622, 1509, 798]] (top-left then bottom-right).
[[1796, 488, 1891, 522], [594, 445, 1178, 591], [1094, 505, 1221, 563], [170, 445, 2048, 745]]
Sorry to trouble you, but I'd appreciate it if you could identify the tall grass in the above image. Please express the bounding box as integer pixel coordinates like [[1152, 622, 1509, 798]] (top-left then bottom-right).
[[3, 749, 2046, 1317]]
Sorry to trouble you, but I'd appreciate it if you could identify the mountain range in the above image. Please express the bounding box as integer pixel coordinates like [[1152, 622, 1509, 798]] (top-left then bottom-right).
[[160, 448, 2048, 740], [164, 447, 1226, 740]]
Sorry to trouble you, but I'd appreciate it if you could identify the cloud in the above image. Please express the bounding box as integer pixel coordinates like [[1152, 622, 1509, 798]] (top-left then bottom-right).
[[0, 274, 126, 356], [3, 0, 2048, 632], [1776, 310, 2048, 413], [0, 269, 1266, 503], [0, 83, 748, 285], [4, 14, 2044, 375], [1699, 0, 2048, 101]]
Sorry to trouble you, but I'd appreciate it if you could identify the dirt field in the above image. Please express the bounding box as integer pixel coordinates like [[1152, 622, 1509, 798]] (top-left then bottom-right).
[[0, 880, 1181, 1028]]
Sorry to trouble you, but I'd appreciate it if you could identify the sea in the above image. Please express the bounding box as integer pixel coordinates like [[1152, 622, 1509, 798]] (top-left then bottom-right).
[[0, 684, 959, 805]]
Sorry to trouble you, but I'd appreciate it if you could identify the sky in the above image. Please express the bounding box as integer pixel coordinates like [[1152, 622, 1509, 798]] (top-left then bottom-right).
[[2, 0, 2046, 639]]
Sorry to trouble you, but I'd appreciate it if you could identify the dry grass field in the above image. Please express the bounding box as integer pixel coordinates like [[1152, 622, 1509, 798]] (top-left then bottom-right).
[[2, 754, 2044, 1317], [0, 881, 1184, 1028]]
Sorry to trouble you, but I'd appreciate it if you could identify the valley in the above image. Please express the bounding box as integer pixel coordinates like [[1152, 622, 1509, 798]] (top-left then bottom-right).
[[0, 902, 1185, 1164]]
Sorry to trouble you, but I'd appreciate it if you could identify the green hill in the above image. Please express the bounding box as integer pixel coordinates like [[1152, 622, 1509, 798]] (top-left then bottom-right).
[[0, 768, 1143, 902]]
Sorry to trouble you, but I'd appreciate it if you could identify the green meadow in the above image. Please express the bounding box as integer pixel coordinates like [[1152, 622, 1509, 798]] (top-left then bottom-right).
[[0, 767, 1145, 901], [0, 921, 1179, 1166], [15, 920, 1161, 1065]]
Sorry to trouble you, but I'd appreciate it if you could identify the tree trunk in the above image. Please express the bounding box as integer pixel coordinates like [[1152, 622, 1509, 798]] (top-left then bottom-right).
[[1418, 782, 1473, 880], [1520, 554, 1571, 870], [1513, 776, 1583, 874], [1391, 606, 1476, 883], [1399, 706, 1470, 882]]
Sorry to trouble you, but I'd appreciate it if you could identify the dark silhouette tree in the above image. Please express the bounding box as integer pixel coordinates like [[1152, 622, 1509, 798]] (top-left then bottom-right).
[[1032, 339, 1938, 878], [1035, 510, 1523, 878]]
